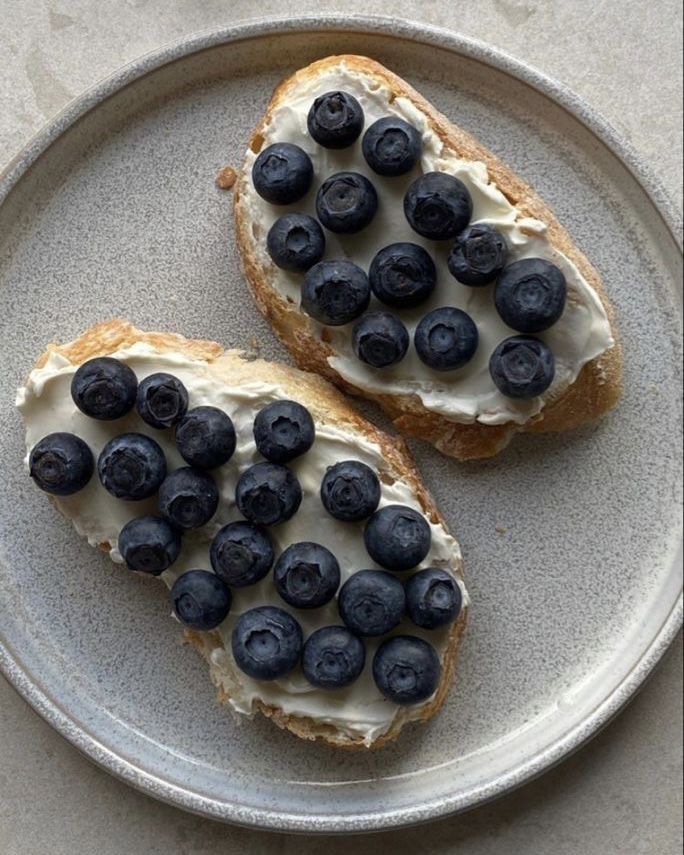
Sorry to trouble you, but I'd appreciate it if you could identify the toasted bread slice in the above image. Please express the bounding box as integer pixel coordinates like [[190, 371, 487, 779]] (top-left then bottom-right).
[[235, 56, 622, 460], [17, 319, 467, 749]]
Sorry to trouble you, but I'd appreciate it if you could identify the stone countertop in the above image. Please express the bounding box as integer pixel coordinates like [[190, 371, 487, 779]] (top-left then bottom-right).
[[0, 2, 681, 853]]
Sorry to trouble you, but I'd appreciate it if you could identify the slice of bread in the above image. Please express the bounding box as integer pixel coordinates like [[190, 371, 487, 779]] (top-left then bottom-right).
[[17, 319, 467, 749], [235, 56, 622, 460]]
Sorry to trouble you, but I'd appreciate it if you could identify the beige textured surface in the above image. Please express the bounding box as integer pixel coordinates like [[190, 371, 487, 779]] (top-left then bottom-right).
[[0, 1, 681, 853]]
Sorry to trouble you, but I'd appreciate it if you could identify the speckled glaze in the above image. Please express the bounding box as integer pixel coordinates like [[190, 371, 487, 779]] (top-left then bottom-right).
[[0, 16, 681, 834]]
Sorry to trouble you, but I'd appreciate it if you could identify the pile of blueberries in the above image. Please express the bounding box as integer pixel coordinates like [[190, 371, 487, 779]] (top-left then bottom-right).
[[28, 357, 463, 705], [252, 90, 568, 399]]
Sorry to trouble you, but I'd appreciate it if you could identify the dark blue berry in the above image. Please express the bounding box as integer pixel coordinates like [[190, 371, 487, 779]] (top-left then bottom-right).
[[352, 311, 409, 368], [448, 223, 508, 286], [337, 569, 405, 636], [320, 460, 380, 522], [307, 91, 364, 149], [29, 432, 93, 496], [136, 373, 188, 429], [414, 307, 479, 371], [302, 260, 370, 325], [302, 626, 366, 688], [210, 522, 274, 588], [372, 635, 440, 704], [252, 142, 313, 205], [404, 172, 473, 240], [235, 462, 302, 525], [231, 606, 303, 680], [316, 172, 378, 233], [273, 542, 340, 609], [176, 406, 236, 470], [369, 242, 436, 308], [170, 570, 231, 631], [364, 504, 431, 571], [118, 515, 181, 575], [158, 467, 218, 530], [253, 400, 315, 463], [98, 433, 166, 500], [494, 258, 567, 333], [70, 357, 137, 420], [266, 213, 325, 272], [489, 335, 555, 399], [362, 116, 422, 176], [405, 567, 462, 629]]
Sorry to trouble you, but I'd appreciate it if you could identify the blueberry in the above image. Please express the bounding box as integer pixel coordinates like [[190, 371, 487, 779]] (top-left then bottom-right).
[[414, 307, 479, 371], [337, 569, 405, 636], [118, 515, 181, 575], [405, 568, 462, 629], [372, 635, 440, 705], [70, 357, 137, 420], [253, 400, 315, 463], [274, 542, 340, 609], [252, 142, 313, 205], [158, 467, 218, 530], [362, 116, 422, 176], [170, 570, 231, 631], [29, 432, 94, 496], [302, 260, 370, 325], [307, 91, 364, 149], [489, 335, 555, 399], [210, 522, 274, 587], [136, 373, 188, 429], [369, 242, 436, 308], [352, 311, 409, 368], [494, 258, 567, 333], [266, 213, 325, 272], [176, 406, 236, 469], [302, 626, 366, 688], [231, 606, 303, 680], [404, 172, 473, 240], [364, 504, 431, 571], [320, 460, 380, 522], [316, 172, 378, 234], [448, 223, 508, 286], [98, 433, 166, 500], [235, 462, 302, 525]]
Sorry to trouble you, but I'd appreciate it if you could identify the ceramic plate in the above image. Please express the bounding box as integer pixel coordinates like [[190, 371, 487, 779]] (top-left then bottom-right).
[[0, 16, 681, 833]]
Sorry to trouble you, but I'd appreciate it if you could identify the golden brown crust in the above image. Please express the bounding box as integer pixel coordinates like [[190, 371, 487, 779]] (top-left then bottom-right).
[[26, 318, 467, 748], [234, 55, 623, 460]]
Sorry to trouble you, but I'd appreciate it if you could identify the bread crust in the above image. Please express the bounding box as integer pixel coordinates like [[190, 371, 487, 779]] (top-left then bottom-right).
[[25, 318, 467, 748], [235, 55, 623, 460]]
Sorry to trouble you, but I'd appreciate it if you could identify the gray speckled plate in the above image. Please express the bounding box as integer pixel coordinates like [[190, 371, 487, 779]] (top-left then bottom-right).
[[0, 16, 681, 833]]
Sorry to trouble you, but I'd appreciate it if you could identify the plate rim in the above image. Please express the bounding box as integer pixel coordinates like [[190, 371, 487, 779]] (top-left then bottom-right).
[[0, 13, 681, 834]]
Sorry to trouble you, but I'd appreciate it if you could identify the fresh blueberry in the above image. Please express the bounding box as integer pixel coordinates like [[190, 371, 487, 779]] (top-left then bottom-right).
[[404, 172, 473, 240], [414, 307, 479, 371], [364, 504, 431, 571], [29, 432, 94, 496], [252, 142, 313, 205], [352, 311, 409, 368], [302, 260, 370, 325], [170, 570, 231, 631], [253, 400, 315, 463], [274, 542, 340, 609], [489, 335, 555, 399], [369, 242, 436, 308], [266, 213, 325, 272], [494, 258, 567, 333], [235, 462, 302, 525], [448, 223, 508, 286], [372, 635, 440, 704], [98, 433, 166, 500], [158, 467, 218, 530], [405, 568, 462, 629], [117, 515, 181, 575], [337, 569, 405, 636], [136, 373, 188, 429], [307, 91, 364, 149], [210, 522, 274, 587], [320, 460, 381, 522], [176, 406, 236, 469], [316, 172, 378, 233], [302, 626, 366, 688], [70, 357, 137, 420], [362, 116, 422, 177], [231, 606, 303, 680]]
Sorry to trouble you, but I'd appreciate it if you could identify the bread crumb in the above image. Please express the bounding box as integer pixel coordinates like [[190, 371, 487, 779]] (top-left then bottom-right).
[[215, 166, 237, 190], [495, 525, 507, 535]]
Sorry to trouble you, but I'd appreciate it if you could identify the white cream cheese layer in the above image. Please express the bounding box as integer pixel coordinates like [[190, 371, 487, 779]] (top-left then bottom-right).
[[17, 343, 466, 744], [241, 61, 614, 425]]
